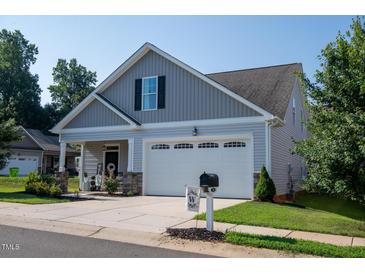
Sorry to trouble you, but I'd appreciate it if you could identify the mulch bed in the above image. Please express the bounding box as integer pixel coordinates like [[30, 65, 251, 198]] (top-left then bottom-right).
[[166, 227, 225, 241]]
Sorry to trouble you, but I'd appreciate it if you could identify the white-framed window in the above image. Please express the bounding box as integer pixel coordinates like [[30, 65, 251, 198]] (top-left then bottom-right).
[[198, 142, 219, 148], [151, 144, 170, 150], [224, 141, 246, 148], [174, 143, 193, 149], [106, 145, 119, 151], [142, 76, 158, 111]]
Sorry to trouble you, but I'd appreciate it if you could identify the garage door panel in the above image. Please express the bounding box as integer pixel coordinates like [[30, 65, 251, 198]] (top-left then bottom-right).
[[145, 139, 252, 199], [0, 156, 38, 176]]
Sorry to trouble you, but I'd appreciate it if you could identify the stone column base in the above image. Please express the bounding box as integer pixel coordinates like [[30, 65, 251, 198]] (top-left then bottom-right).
[[55, 171, 69, 193], [120, 172, 143, 195]]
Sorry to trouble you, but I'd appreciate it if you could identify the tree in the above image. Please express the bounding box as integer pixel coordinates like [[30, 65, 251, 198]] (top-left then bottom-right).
[[48, 58, 97, 118], [255, 166, 276, 201], [0, 29, 43, 128], [294, 17, 365, 203], [0, 119, 21, 169]]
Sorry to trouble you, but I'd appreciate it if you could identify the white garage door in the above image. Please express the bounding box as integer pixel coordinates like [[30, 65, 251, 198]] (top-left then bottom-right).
[[0, 156, 39, 176], [144, 138, 253, 199]]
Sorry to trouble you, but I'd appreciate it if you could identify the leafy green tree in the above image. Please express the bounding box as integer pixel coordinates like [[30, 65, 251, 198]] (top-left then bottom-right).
[[255, 166, 276, 201], [294, 17, 365, 203], [0, 119, 21, 169], [48, 58, 97, 118], [0, 29, 43, 128]]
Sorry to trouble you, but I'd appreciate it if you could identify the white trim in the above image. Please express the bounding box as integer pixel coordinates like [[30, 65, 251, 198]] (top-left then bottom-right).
[[93, 94, 138, 126], [127, 138, 134, 172], [59, 141, 66, 172], [102, 144, 120, 176], [79, 144, 84, 190], [265, 121, 272, 176], [142, 133, 254, 199], [55, 116, 268, 134], [51, 43, 273, 133], [142, 76, 158, 111]]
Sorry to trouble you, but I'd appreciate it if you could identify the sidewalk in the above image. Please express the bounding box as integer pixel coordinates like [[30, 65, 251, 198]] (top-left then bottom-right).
[[0, 214, 312, 258], [171, 220, 365, 247]]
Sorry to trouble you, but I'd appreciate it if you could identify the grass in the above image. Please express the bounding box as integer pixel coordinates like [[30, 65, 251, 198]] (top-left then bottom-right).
[[0, 176, 79, 204], [225, 232, 365, 258], [196, 193, 365, 237]]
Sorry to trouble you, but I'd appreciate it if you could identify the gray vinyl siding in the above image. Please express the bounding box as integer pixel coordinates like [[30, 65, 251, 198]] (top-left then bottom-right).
[[271, 80, 308, 194], [12, 134, 41, 150], [83, 140, 128, 176], [65, 100, 129, 128], [62, 122, 266, 175], [97, 50, 261, 124]]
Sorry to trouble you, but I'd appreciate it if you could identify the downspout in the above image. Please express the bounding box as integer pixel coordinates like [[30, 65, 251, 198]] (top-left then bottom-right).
[[265, 116, 284, 176]]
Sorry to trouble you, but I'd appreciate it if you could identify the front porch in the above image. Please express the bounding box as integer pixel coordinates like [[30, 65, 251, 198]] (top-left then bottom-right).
[[58, 139, 142, 195]]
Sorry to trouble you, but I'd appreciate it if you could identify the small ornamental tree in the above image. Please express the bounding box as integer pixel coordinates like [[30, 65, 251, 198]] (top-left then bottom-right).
[[255, 166, 276, 201], [294, 17, 365, 203]]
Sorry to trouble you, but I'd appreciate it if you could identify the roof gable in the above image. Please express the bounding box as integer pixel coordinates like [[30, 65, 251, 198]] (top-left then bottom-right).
[[64, 99, 130, 129], [51, 43, 273, 133]]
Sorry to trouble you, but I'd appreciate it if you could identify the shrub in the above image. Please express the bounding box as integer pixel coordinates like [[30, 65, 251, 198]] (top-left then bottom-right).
[[50, 185, 62, 197], [35, 181, 51, 196], [41, 175, 56, 186], [255, 166, 276, 201], [26, 171, 40, 184], [103, 178, 119, 194], [127, 190, 134, 197], [24, 172, 58, 196], [25, 181, 38, 194]]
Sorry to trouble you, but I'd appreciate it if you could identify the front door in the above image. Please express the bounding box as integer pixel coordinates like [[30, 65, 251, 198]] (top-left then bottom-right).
[[104, 151, 119, 177]]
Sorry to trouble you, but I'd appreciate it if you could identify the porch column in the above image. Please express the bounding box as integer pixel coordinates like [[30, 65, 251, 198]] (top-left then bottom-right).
[[127, 138, 134, 172], [59, 141, 66, 172], [79, 144, 85, 190]]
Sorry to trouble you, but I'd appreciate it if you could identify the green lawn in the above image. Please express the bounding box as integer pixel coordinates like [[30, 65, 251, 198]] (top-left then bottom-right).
[[225, 232, 365, 258], [197, 193, 365, 237], [0, 176, 79, 204]]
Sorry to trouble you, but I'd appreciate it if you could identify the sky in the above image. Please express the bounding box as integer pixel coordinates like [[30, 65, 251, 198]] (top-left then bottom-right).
[[0, 16, 354, 105]]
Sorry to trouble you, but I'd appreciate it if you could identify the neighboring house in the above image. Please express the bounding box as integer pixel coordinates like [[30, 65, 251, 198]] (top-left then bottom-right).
[[51, 43, 307, 199], [0, 127, 79, 176]]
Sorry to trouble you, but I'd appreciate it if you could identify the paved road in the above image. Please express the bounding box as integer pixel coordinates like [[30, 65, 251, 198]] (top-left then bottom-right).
[[0, 224, 212, 258]]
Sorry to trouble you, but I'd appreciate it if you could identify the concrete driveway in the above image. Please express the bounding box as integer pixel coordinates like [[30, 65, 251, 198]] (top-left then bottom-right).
[[0, 196, 243, 233]]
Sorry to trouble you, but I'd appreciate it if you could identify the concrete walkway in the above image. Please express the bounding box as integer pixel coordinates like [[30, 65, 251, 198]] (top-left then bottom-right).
[[172, 220, 365, 247]]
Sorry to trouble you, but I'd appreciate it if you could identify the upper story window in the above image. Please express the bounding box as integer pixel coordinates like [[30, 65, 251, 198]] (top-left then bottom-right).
[[142, 76, 158, 111]]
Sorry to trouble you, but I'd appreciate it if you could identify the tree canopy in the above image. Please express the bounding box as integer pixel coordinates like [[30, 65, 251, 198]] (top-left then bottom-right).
[[0, 29, 43, 129], [48, 58, 97, 119], [294, 17, 365, 203]]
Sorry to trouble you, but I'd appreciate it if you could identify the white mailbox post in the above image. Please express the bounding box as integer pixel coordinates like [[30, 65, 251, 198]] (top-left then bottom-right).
[[199, 172, 219, 232], [205, 191, 214, 231]]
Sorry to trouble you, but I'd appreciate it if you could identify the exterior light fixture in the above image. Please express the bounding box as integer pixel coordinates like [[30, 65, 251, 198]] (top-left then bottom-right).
[[192, 127, 198, 136]]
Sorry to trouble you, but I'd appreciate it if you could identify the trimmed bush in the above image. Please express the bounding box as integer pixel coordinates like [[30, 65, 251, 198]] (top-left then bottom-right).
[[41, 175, 56, 186], [255, 166, 276, 201], [102, 178, 119, 194], [50, 185, 62, 197], [35, 182, 51, 196], [24, 172, 60, 197]]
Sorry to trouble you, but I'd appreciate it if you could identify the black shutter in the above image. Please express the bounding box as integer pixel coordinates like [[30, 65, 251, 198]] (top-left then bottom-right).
[[134, 79, 142, 111], [158, 76, 166, 109]]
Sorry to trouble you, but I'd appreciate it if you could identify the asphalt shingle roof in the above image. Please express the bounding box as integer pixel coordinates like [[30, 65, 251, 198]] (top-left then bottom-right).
[[24, 128, 76, 153], [206, 63, 303, 119]]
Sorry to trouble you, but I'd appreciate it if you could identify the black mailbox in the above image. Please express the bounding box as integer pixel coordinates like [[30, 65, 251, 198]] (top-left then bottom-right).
[[200, 172, 219, 188]]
